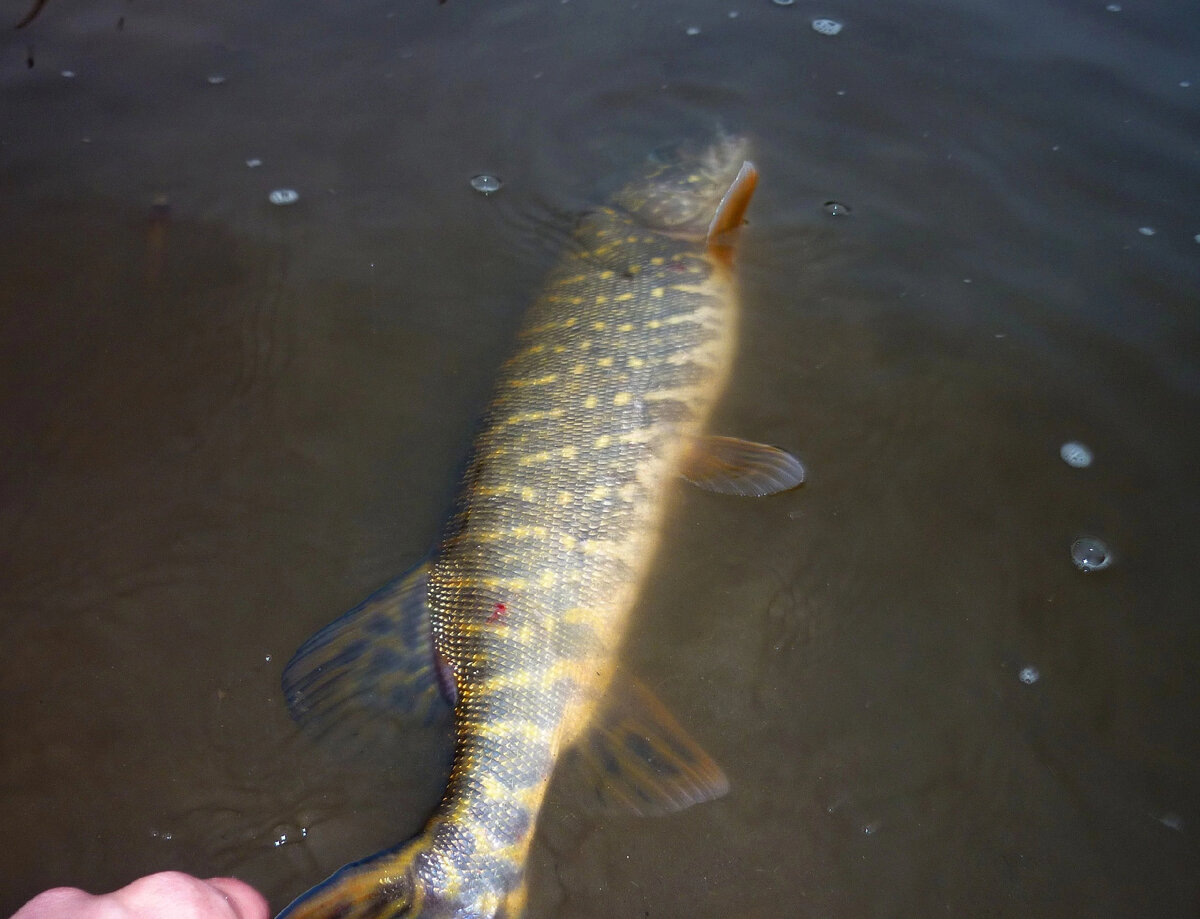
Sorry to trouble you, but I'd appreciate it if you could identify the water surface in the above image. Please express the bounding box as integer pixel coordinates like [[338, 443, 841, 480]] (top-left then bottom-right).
[[1, 0, 1197, 916]]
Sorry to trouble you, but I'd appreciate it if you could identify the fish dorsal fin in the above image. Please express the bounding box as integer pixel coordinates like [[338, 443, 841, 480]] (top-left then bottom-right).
[[682, 434, 806, 496], [282, 561, 453, 754], [706, 160, 758, 267], [566, 677, 729, 817]]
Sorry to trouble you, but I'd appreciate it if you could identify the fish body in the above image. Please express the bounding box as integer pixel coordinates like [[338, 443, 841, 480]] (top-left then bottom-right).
[[278, 137, 803, 919]]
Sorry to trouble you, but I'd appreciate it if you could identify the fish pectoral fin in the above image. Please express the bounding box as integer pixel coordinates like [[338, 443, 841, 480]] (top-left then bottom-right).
[[569, 677, 729, 817], [681, 434, 806, 496], [706, 160, 758, 267], [282, 560, 453, 754]]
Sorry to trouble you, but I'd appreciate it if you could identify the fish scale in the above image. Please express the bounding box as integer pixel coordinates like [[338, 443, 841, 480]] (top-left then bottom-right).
[[278, 136, 805, 919]]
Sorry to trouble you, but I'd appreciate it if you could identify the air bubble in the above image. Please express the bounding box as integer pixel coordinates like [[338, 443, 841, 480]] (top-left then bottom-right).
[[268, 188, 300, 206], [470, 174, 503, 195], [1138, 226, 1156, 236], [771, 0, 795, 6], [1060, 442, 1093, 468], [1071, 537, 1113, 572], [685, 25, 701, 35], [206, 74, 227, 85], [812, 18, 843, 35], [823, 200, 851, 216], [1019, 666, 1040, 685]]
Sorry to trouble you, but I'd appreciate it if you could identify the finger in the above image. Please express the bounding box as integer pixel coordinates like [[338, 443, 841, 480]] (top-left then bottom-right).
[[10, 888, 93, 919], [116, 871, 264, 918], [202, 878, 270, 919]]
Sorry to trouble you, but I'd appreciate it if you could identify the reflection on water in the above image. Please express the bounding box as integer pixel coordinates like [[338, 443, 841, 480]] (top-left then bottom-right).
[[1, 0, 1197, 916]]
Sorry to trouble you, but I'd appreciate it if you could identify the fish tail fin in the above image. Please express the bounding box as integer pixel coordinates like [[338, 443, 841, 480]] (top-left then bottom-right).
[[276, 835, 428, 919]]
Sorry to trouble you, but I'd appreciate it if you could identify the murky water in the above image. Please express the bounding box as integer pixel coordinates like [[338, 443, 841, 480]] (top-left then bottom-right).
[[2, 0, 1198, 915]]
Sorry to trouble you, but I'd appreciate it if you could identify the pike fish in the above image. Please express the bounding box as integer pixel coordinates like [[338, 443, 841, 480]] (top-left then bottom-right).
[[277, 136, 804, 919]]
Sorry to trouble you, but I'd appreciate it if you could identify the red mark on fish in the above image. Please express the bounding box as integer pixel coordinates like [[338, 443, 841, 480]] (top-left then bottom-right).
[[487, 602, 508, 624]]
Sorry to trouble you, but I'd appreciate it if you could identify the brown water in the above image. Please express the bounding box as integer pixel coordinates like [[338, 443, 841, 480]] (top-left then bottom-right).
[[2, 0, 1198, 916]]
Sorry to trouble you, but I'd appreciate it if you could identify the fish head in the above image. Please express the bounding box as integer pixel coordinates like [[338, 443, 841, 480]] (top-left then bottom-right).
[[611, 134, 755, 239]]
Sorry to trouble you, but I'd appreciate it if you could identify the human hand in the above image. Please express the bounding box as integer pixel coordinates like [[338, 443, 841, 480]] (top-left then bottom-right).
[[10, 871, 269, 919]]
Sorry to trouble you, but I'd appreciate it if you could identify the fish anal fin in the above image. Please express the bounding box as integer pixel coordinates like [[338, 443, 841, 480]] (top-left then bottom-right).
[[281, 561, 452, 756], [681, 434, 806, 496], [571, 677, 729, 817], [706, 160, 758, 267]]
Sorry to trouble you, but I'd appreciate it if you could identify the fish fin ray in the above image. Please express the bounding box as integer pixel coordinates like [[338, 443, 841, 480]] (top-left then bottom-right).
[[276, 835, 423, 919], [282, 561, 452, 755], [706, 160, 757, 267], [571, 677, 729, 817], [681, 434, 806, 496]]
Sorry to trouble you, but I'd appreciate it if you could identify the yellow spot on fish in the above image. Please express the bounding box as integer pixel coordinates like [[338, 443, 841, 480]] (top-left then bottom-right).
[[557, 491, 573, 506], [615, 293, 634, 303], [481, 774, 510, 801], [562, 606, 591, 624], [613, 392, 633, 406], [572, 363, 586, 375], [589, 485, 610, 501], [584, 395, 598, 409], [597, 356, 614, 368], [626, 235, 639, 243], [647, 319, 661, 329], [560, 445, 577, 459], [563, 316, 578, 327], [509, 373, 558, 389], [651, 287, 665, 298], [475, 484, 513, 497], [539, 571, 557, 588], [618, 322, 634, 331], [593, 321, 606, 330], [561, 534, 577, 549], [594, 434, 612, 449], [599, 270, 614, 279], [650, 257, 664, 266], [518, 451, 551, 466], [628, 356, 645, 369], [521, 487, 536, 502]]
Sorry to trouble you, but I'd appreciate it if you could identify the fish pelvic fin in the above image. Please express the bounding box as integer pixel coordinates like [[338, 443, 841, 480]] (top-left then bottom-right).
[[567, 677, 729, 817], [282, 561, 453, 755], [681, 435, 806, 496]]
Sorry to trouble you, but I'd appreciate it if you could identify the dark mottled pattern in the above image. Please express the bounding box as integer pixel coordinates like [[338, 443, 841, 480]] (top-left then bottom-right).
[[281, 140, 751, 919]]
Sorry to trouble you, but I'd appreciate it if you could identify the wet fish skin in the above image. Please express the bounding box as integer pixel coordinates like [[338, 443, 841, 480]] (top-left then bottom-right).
[[278, 136, 801, 919]]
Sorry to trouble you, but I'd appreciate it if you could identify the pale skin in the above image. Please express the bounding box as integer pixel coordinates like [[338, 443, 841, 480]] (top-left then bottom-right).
[[10, 872, 268, 919]]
